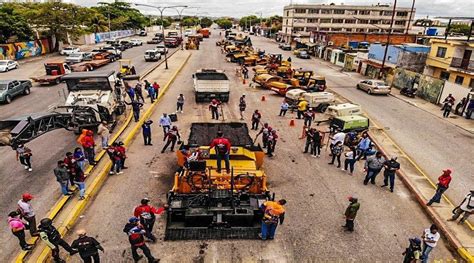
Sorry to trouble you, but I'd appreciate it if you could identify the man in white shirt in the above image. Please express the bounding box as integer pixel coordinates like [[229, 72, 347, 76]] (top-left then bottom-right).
[[448, 190, 474, 224], [421, 224, 440, 263], [330, 129, 346, 149], [159, 113, 172, 138], [18, 193, 39, 236]]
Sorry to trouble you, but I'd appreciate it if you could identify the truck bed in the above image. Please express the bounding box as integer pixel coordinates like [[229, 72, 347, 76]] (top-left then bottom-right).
[[31, 75, 62, 82]]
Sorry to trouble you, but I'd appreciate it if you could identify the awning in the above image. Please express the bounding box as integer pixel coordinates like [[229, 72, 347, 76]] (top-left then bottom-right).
[[363, 59, 394, 69]]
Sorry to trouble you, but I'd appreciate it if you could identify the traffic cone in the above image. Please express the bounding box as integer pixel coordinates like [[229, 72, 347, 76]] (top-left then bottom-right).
[[289, 119, 295, 126], [261, 95, 266, 101], [243, 78, 246, 84], [299, 126, 307, 139]]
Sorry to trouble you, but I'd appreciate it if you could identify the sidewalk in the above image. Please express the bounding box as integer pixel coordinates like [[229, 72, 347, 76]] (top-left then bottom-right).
[[391, 93, 474, 133]]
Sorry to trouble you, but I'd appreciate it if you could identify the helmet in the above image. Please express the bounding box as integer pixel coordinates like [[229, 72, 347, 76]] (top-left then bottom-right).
[[129, 217, 139, 223], [217, 131, 223, 137], [22, 193, 33, 201], [40, 218, 53, 227], [141, 198, 150, 205], [76, 229, 86, 236]]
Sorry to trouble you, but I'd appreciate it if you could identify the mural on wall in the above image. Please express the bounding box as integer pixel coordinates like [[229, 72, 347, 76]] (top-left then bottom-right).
[[95, 30, 136, 43], [391, 68, 444, 104], [0, 38, 51, 61]]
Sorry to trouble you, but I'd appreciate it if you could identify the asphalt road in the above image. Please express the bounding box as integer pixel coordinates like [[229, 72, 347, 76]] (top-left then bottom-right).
[[58, 30, 454, 262], [250, 36, 474, 206], [0, 34, 177, 260]]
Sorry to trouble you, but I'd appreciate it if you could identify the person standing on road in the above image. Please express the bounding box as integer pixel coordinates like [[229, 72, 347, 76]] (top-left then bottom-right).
[[72, 160, 86, 200], [343, 196, 360, 232], [8, 211, 32, 251], [251, 110, 261, 130], [159, 113, 172, 138], [381, 157, 400, 192], [125, 83, 135, 102], [176, 94, 185, 113], [142, 120, 153, 146], [81, 130, 96, 165], [311, 128, 322, 158], [328, 141, 343, 168], [427, 169, 452, 206], [330, 129, 346, 150], [303, 128, 314, 154], [343, 146, 357, 175], [74, 147, 86, 172], [303, 109, 315, 127], [115, 141, 127, 169], [279, 100, 289, 116], [421, 224, 440, 263], [259, 199, 286, 240], [296, 98, 308, 119], [38, 218, 76, 263], [210, 130, 231, 173], [125, 100, 144, 122], [448, 190, 474, 224], [454, 97, 467, 115], [161, 126, 181, 153], [97, 121, 110, 149], [209, 98, 221, 120], [123, 217, 159, 263], [106, 144, 122, 175], [147, 84, 155, 103], [402, 237, 422, 263], [133, 198, 166, 243], [239, 94, 246, 120], [442, 100, 453, 118], [71, 229, 104, 263], [441, 94, 455, 111], [18, 193, 39, 236], [54, 161, 73, 196], [363, 152, 386, 185], [257, 123, 271, 149], [152, 82, 160, 100], [16, 143, 33, 172], [64, 152, 76, 186], [356, 133, 372, 161], [134, 83, 145, 103], [241, 65, 249, 79]]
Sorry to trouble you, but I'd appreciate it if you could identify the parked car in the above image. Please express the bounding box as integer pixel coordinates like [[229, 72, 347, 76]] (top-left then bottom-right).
[[156, 45, 168, 54], [144, 49, 162, 62], [279, 43, 291, 50], [102, 46, 123, 59], [297, 50, 310, 59], [118, 40, 133, 49], [107, 41, 126, 51], [65, 52, 92, 64], [356, 79, 391, 95], [60, 47, 80, 56], [147, 37, 162, 44], [292, 48, 308, 56], [139, 30, 147, 36], [0, 60, 19, 72], [0, 80, 32, 104], [184, 29, 194, 37], [130, 39, 143, 46]]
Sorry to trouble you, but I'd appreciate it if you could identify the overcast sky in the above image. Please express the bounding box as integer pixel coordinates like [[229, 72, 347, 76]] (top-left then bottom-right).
[[77, 0, 474, 19]]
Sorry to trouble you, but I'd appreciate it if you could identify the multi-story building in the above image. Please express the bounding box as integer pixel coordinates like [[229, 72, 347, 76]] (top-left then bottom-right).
[[281, 3, 415, 43], [424, 38, 474, 88]]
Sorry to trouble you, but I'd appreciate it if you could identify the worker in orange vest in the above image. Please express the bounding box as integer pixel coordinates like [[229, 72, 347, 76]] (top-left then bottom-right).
[[259, 199, 286, 240]]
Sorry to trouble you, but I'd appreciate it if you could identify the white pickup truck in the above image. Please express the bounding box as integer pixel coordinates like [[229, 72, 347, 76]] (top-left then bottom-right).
[[192, 69, 230, 102]]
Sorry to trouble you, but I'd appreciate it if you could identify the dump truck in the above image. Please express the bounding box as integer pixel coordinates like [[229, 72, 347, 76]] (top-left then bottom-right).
[[193, 69, 230, 102], [166, 122, 273, 240], [198, 28, 210, 38]]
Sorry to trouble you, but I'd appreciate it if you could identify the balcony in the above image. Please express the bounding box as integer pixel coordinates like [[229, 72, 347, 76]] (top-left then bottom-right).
[[450, 57, 474, 73]]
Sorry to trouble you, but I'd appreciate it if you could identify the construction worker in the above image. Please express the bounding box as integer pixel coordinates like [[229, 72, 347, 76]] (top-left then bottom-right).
[[259, 199, 286, 240], [311, 128, 322, 158], [427, 169, 452, 206], [38, 218, 76, 263], [303, 108, 315, 127], [16, 143, 33, 172], [116, 141, 127, 169], [81, 130, 96, 165], [125, 100, 144, 122], [8, 211, 32, 250], [239, 94, 246, 120], [256, 123, 271, 148], [251, 110, 261, 130], [381, 156, 400, 192], [123, 217, 159, 263], [343, 196, 360, 232], [266, 129, 278, 157], [106, 143, 123, 175], [177, 94, 185, 113], [133, 198, 166, 242], [448, 190, 474, 224], [209, 98, 221, 120], [54, 160, 73, 196], [159, 113, 172, 138], [296, 98, 308, 119], [71, 229, 104, 263], [17, 193, 39, 236], [402, 237, 422, 263], [142, 120, 153, 146], [210, 130, 231, 173], [97, 121, 110, 148], [303, 128, 314, 154], [161, 126, 181, 153]]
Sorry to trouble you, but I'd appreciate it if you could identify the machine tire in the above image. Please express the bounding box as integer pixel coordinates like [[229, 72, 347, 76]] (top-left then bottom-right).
[[356, 84, 360, 89], [5, 95, 12, 104], [319, 104, 328, 113], [23, 87, 31, 95]]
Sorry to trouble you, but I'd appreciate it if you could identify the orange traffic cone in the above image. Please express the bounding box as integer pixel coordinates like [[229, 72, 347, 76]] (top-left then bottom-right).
[[289, 119, 295, 126], [299, 126, 307, 139], [243, 78, 246, 84], [261, 95, 266, 101]]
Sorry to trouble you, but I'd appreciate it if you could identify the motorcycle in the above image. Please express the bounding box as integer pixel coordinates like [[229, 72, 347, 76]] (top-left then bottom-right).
[[400, 87, 417, 98]]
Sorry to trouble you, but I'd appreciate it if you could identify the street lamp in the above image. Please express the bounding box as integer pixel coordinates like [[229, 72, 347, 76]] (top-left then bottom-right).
[[134, 3, 188, 69], [174, 6, 198, 50], [255, 11, 263, 35]]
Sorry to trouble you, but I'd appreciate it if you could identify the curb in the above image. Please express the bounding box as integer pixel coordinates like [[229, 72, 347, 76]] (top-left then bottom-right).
[[33, 52, 192, 263]]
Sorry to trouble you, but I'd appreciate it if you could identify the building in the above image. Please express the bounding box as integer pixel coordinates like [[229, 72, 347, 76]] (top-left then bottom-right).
[[368, 43, 430, 72], [281, 3, 415, 43], [424, 38, 474, 88], [310, 31, 417, 47]]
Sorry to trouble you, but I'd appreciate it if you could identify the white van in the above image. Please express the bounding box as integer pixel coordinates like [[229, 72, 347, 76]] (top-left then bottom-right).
[[144, 49, 161, 62]]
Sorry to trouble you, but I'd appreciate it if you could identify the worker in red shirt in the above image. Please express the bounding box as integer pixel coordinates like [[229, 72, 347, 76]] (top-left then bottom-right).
[[81, 130, 96, 165], [133, 198, 166, 242], [115, 141, 127, 169], [209, 131, 231, 173], [209, 99, 221, 120], [427, 169, 453, 206]]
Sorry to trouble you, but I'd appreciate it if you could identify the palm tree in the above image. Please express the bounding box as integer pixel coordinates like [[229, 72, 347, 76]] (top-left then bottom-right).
[[88, 13, 109, 33]]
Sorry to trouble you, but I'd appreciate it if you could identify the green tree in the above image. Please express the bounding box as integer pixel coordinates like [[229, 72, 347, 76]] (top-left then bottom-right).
[[448, 24, 471, 35], [155, 17, 172, 28], [182, 16, 199, 27], [239, 15, 259, 29], [0, 4, 34, 43], [215, 18, 233, 29], [92, 2, 147, 31], [200, 17, 213, 28], [86, 10, 109, 33]]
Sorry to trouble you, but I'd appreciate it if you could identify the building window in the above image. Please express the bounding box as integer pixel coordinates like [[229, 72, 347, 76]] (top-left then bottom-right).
[[307, 18, 318, 23], [344, 19, 356, 24], [368, 29, 380, 33], [383, 11, 393, 16], [345, 28, 353, 32], [395, 21, 406, 25], [306, 27, 318, 32], [469, 78, 474, 88], [308, 9, 319, 14], [357, 28, 366, 32], [320, 28, 330, 31], [393, 29, 405, 33], [331, 28, 342, 32], [295, 9, 306, 14], [436, 47, 447, 58], [381, 20, 391, 25], [286, 11, 289, 16], [455, 76, 464, 85], [332, 19, 344, 23], [293, 27, 304, 32], [397, 11, 408, 16], [333, 9, 345, 14], [320, 9, 331, 14], [359, 10, 370, 15], [320, 19, 331, 23], [439, 71, 450, 80], [370, 20, 381, 24], [338, 53, 345, 63], [358, 19, 369, 24]]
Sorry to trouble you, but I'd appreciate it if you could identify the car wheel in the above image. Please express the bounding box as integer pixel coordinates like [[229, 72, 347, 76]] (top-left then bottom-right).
[[15, 65, 19, 69], [5, 95, 12, 104], [55, 78, 60, 85], [24, 87, 31, 95], [356, 84, 360, 90], [367, 89, 372, 95], [5, 67, 9, 72]]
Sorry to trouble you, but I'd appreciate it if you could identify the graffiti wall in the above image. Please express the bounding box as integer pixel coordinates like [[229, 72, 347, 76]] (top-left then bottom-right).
[[391, 68, 444, 104], [95, 30, 136, 43], [0, 38, 52, 61]]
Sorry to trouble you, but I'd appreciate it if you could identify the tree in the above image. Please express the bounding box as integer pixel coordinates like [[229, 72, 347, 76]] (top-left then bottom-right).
[[200, 17, 213, 28], [154, 17, 172, 28], [448, 24, 471, 35], [215, 18, 233, 29], [92, 2, 147, 31], [86, 10, 109, 33], [239, 15, 259, 29], [0, 4, 34, 43], [182, 16, 199, 27]]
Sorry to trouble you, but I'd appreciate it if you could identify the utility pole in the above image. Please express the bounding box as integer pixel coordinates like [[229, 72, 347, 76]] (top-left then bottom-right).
[[380, 0, 397, 79], [175, 7, 196, 50], [404, 0, 415, 41]]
